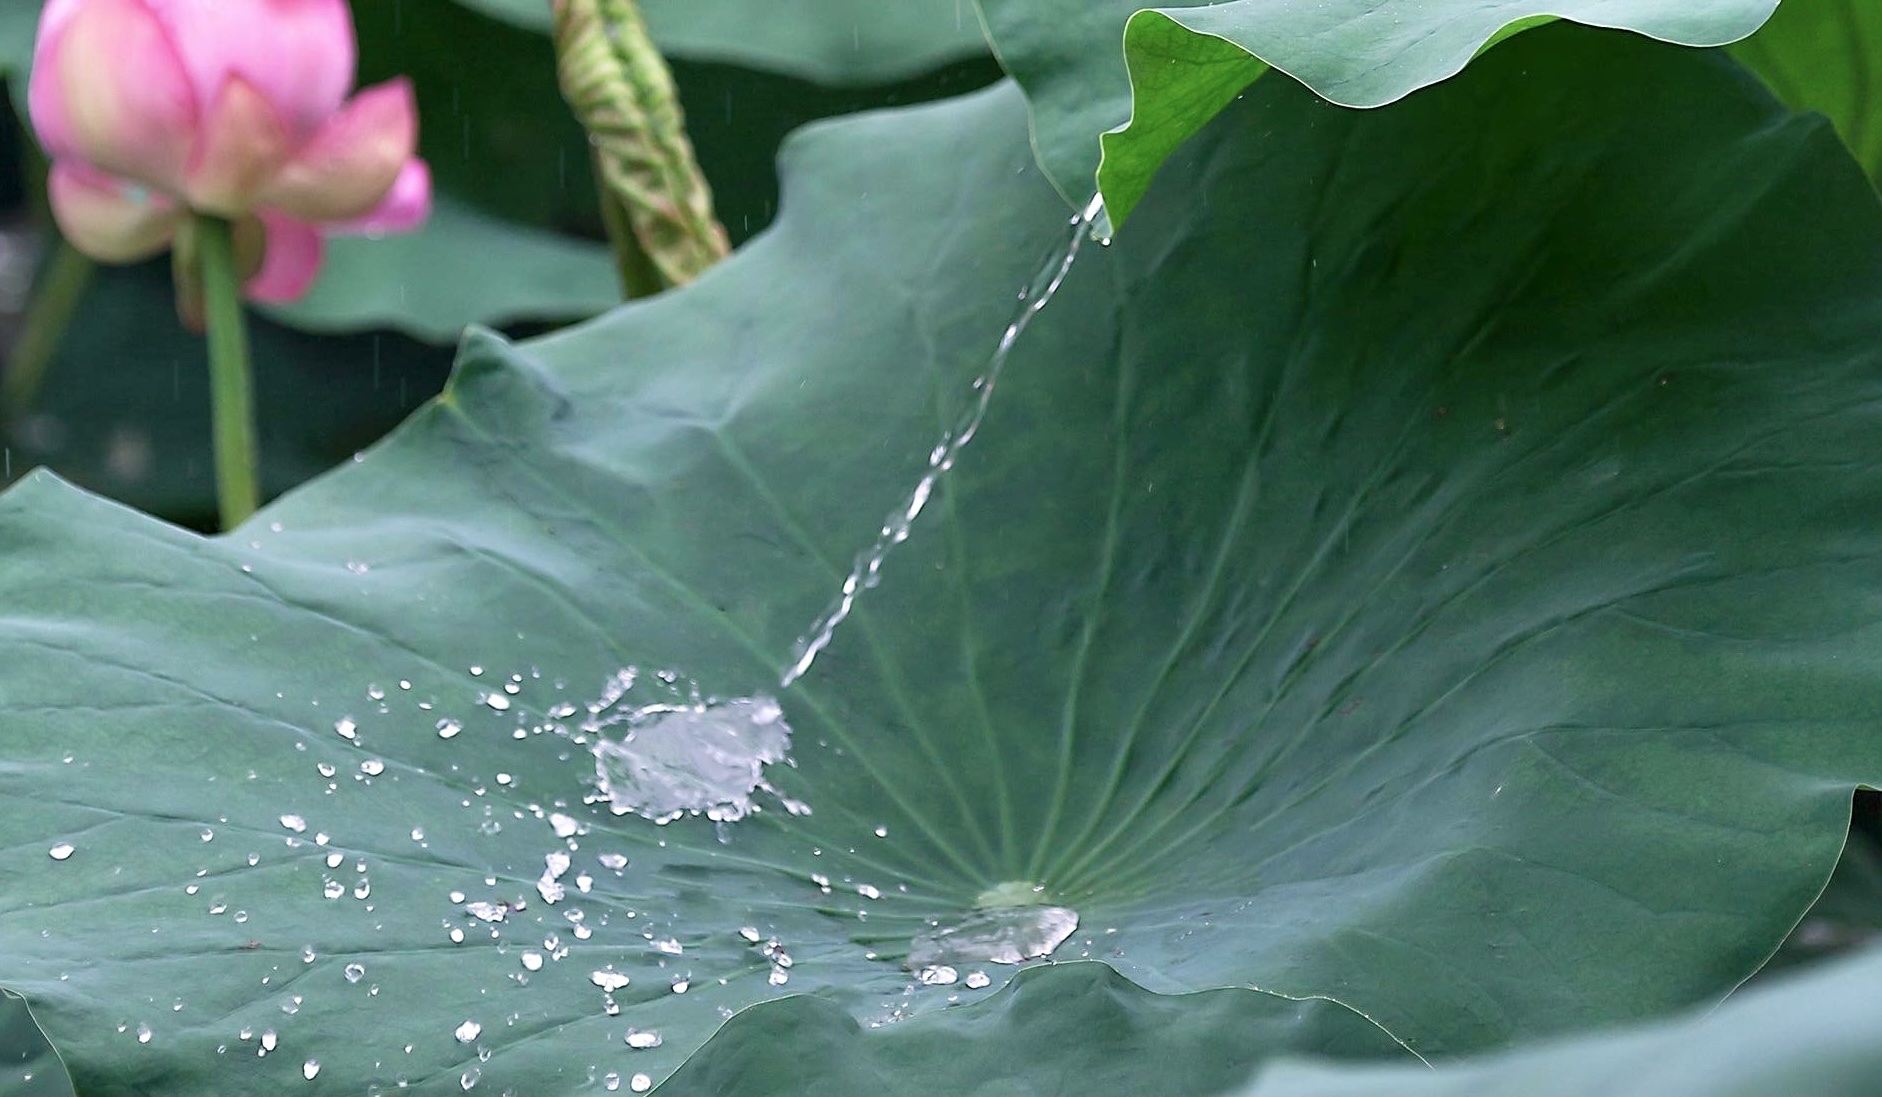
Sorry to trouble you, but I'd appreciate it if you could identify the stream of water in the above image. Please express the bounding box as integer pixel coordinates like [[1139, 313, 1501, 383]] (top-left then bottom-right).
[[780, 193, 1108, 688]]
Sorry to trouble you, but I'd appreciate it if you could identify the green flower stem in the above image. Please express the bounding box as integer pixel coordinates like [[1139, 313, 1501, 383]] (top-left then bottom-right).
[[193, 213, 260, 530], [2, 241, 94, 416]]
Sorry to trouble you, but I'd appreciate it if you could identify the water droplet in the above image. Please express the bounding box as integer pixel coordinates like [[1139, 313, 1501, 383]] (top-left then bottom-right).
[[317, 763, 337, 778], [590, 696, 792, 824], [624, 1029, 661, 1049], [548, 813, 580, 838], [460, 1068, 480, 1091], [353, 880, 371, 899], [261, 1030, 278, 1053], [768, 966, 789, 986], [737, 927, 761, 943], [280, 995, 301, 1015], [465, 901, 508, 923], [470, 665, 484, 676], [964, 971, 991, 989], [590, 969, 630, 992], [47, 843, 74, 861], [436, 719, 462, 740], [603, 1073, 621, 1092], [209, 901, 228, 915], [411, 827, 425, 841], [918, 965, 958, 986], [598, 853, 627, 871], [521, 951, 543, 972], [303, 1059, 321, 1080], [857, 885, 880, 900], [360, 759, 385, 776], [450, 928, 466, 943], [652, 937, 682, 956], [247, 852, 261, 866], [630, 1074, 651, 1093], [323, 880, 345, 900], [200, 828, 215, 842], [334, 718, 357, 741], [907, 903, 1079, 968], [135, 1023, 152, 1043], [301, 946, 317, 963], [483, 694, 511, 712], [874, 825, 888, 838], [234, 911, 249, 923], [344, 963, 365, 983], [454, 1020, 482, 1043], [670, 980, 689, 994], [279, 814, 307, 833]]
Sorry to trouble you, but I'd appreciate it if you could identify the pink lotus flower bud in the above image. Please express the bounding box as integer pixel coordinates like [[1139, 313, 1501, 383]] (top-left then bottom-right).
[[28, 0, 431, 303]]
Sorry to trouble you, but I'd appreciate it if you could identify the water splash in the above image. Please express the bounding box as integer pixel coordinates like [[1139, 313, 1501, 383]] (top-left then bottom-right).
[[781, 192, 1108, 688], [589, 693, 796, 824]]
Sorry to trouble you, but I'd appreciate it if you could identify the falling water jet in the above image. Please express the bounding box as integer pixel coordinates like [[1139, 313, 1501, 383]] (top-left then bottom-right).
[[780, 193, 1109, 688]]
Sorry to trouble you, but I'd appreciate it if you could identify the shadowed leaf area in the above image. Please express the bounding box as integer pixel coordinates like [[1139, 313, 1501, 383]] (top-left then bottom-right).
[[2, 23, 1881, 1096]]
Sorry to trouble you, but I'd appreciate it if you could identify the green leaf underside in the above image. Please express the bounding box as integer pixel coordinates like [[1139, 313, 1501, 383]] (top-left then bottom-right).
[[664, 962, 1405, 1096], [1733, 0, 1882, 189], [0, 991, 73, 1097], [260, 199, 620, 343], [1241, 942, 1882, 1097], [3, 23, 1882, 1096], [448, 0, 990, 83], [976, 0, 1778, 224]]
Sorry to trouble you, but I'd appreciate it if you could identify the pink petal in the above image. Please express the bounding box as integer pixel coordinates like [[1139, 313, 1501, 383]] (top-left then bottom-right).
[[46, 160, 183, 263], [184, 75, 294, 217], [145, 0, 355, 144], [32, 0, 198, 194], [329, 160, 431, 237], [256, 79, 418, 224], [245, 211, 325, 303]]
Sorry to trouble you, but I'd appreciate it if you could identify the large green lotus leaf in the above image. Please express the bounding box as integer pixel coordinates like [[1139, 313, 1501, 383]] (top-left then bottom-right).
[[5, 22, 1882, 1095], [1240, 942, 1882, 1097], [976, 0, 1777, 225], [0, 991, 72, 1097], [1732, 0, 1882, 188], [260, 198, 618, 342], [447, 0, 989, 84]]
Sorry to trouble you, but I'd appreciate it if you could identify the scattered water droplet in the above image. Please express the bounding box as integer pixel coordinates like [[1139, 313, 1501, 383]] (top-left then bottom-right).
[[454, 1020, 482, 1043], [598, 853, 627, 871], [135, 1023, 152, 1043], [624, 1029, 661, 1049], [303, 1059, 321, 1080], [737, 927, 761, 943], [630, 1074, 651, 1093], [590, 969, 630, 992], [344, 963, 365, 983], [301, 946, 317, 964], [47, 843, 74, 861], [652, 937, 682, 956], [465, 901, 508, 923], [520, 951, 543, 972], [360, 759, 385, 776], [483, 694, 511, 712], [261, 1030, 277, 1053], [460, 1067, 480, 1091], [964, 971, 991, 989], [200, 828, 215, 842], [279, 813, 307, 833], [918, 965, 958, 986], [334, 718, 357, 741], [436, 719, 462, 740]]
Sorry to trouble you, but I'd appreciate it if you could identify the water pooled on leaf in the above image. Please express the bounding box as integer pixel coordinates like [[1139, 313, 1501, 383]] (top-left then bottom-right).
[[908, 900, 1079, 968], [589, 692, 794, 823]]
